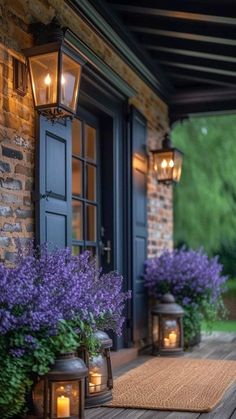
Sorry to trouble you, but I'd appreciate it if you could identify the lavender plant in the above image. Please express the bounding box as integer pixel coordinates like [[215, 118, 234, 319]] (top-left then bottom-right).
[[0, 244, 130, 418], [145, 248, 227, 346]]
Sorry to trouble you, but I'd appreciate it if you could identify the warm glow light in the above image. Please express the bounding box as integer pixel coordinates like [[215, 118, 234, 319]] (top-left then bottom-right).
[[57, 395, 70, 418], [169, 159, 174, 168], [61, 74, 66, 85], [44, 73, 51, 86], [169, 331, 177, 345], [161, 159, 167, 168]]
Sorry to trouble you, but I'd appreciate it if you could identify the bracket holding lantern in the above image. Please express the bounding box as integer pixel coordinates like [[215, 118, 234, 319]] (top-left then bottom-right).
[[151, 134, 184, 184], [23, 20, 85, 120]]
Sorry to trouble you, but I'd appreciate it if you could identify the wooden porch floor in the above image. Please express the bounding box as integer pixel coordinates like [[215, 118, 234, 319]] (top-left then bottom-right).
[[85, 332, 236, 419]]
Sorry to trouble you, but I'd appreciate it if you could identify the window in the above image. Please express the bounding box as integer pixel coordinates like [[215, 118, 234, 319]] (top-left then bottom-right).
[[72, 117, 98, 256]]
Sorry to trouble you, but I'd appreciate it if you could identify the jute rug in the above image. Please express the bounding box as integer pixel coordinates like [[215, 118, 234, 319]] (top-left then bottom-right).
[[106, 358, 236, 412]]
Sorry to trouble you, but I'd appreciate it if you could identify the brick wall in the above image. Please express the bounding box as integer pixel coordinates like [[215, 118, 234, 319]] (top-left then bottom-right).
[[0, 0, 173, 262]]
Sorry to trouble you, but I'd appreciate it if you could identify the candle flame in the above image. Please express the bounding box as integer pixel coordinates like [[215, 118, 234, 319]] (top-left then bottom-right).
[[61, 74, 66, 85], [161, 159, 167, 168], [169, 159, 174, 168], [44, 73, 51, 86]]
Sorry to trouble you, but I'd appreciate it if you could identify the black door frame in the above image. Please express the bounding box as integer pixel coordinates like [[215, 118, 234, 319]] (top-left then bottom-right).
[[79, 69, 129, 350]]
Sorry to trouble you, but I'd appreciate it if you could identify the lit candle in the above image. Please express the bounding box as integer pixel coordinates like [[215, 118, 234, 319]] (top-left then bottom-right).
[[57, 395, 70, 418], [90, 373, 102, 386], [89, 382, 95, 394], [164, 337, 170, 347], [169, 331, 177, 346], [90, 373, 102, 392], [44, 73, 51, 103]]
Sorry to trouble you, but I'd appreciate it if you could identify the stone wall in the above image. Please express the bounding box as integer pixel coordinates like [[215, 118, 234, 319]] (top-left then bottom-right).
[[0, 0, 173, 262]]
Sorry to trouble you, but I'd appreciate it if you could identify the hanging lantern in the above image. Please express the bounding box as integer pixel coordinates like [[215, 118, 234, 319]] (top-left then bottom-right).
[[151, 293, 184, 356], [151, 134, 183, 184], [24, 21, 85, 119], [32, 352, 88, 418], [80, 330, 113, 408]]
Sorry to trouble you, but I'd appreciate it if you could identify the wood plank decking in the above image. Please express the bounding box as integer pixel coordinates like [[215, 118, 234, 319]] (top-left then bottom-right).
[[85, 332, 236, 419]]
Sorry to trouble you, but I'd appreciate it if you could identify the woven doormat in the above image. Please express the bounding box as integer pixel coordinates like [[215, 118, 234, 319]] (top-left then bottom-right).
[[106, 357, 236, 412]]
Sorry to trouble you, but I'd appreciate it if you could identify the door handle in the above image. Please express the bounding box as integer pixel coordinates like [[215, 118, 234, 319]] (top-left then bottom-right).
[[101, 240, 111, 264]]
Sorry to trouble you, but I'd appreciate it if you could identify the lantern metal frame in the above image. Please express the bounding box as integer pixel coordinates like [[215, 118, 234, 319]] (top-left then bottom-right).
[[80, 330, 113, 408], [151, 293, 184, 356], [32, 352, 88, 419], [150, 134, 184, 184], [23, 21, 85, 120]]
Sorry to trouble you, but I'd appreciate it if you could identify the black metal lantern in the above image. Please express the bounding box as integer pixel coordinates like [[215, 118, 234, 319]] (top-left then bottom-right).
[[24, 21, 85, 119], [80, 330, 113, 408], [32, 352, 88, 418], [151, 134, 183, 184], [151, 293, 184, 356]]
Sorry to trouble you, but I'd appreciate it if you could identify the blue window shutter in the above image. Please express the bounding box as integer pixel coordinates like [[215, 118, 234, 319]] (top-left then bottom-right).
[[130, 106, 148, 343], [36, 116, 72, 248]]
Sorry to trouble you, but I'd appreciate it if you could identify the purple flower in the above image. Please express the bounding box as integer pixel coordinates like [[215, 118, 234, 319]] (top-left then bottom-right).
[[144, 248, 227, 307], [0, 244, 131, 345]]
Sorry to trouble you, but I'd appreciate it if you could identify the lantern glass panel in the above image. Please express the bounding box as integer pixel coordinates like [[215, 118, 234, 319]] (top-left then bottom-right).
[[60, 52, 81, 112], [154, 150, 175, 182], [89, 354, 108, 394], [152, 314, 159, 345], [173, 149, 183, 182], [29, 52, 58, 106], [162, 318, 180, 349], [52, 381, 79, 418]]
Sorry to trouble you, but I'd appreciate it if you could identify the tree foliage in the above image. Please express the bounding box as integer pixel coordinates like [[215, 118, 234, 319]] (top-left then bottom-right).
[[172, 114, 236, 255]]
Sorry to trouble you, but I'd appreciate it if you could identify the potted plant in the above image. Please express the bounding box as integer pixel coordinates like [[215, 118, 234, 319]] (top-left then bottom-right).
[[0, 244, 130, 419], [145, 248, 227, 348]]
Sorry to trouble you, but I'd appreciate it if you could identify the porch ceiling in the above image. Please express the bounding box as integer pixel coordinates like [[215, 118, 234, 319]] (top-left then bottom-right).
[[96, 0, 236, 121]]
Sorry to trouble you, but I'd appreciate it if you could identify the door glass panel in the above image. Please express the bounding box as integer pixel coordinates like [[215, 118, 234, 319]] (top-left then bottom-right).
[[72, 246, 83, 256], [72, 119, 82, 156], [86, 204, 97, 242], [86, 164, 96, 201], [85, 124, 96, 161], [72, 159, 82, 196], [72, 200, 83, 240]]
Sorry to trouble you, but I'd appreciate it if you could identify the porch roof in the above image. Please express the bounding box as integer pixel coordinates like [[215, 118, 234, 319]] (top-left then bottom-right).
[[72, 0, 236, 122]]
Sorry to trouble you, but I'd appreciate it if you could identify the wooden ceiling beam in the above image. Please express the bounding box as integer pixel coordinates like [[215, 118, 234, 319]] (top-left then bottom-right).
[[123, 15, 236, 40], [111, 4, 236, 25], [106, 0, 235, 20], [128, 26, 236, 46], [153, 54, 236, 74], [139, 36, 236, 57], [145, 46, 236, 64], [168, 70, 236, 89]]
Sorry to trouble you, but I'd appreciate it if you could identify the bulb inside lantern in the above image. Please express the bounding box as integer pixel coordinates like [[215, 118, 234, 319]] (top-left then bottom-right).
[[169, 159, 174, 168], [161, 159, 167, 168], [44, 73, 51, 85]]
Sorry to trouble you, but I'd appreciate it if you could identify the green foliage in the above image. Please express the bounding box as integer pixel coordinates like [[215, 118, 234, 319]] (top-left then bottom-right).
[[0, 320, 98, 419], [172, 114, 236, 255], [202, 320, 236, 332]]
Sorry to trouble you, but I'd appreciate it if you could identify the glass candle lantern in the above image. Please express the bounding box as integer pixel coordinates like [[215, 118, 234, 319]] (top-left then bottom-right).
[[151, 293, 184, 356], [24, 21, 84, 119], [32, 352, 88, 418], [80, 330, 113, 408], [151, 134, 183, 184]]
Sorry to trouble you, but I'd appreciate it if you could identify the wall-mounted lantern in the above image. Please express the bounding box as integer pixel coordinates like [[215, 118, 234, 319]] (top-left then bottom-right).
[[151, 134, 183, 184], [79, 330, 113, 408], [151, 293, 184, 356], [24, 21, 85, 119], [32, 352, 87, 418]]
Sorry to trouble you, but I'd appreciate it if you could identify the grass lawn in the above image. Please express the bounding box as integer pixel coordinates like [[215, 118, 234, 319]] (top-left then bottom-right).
[[202, 320, 236, 333]]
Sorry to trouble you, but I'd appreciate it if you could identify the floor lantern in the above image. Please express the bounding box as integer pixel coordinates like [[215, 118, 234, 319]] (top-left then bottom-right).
[[151, 293, 184, 356], [32, 352, 88, 418], [80, 330, 113, 408]]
